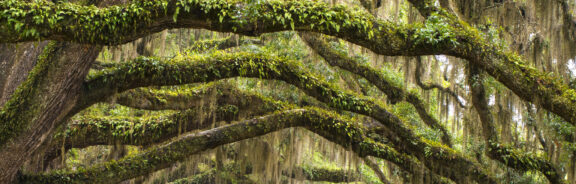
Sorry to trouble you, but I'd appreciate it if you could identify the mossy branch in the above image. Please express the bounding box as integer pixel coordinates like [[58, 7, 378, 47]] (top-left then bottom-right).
[[406, 0, 576, 135], [4, 0, 576, 127], [300, 32, 454, 147], [114, 82, 282, 111], [17, 108, 431, 183], [468, 65, 563, 184], [43, 82, 284, 162], [73, 52, 493, 183]]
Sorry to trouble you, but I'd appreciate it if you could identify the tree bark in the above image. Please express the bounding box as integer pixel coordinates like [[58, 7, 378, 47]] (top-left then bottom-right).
[[0, 42, 101, 183]]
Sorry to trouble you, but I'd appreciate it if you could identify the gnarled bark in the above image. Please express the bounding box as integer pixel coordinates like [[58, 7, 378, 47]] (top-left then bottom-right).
[[0, 42, 101, 183]]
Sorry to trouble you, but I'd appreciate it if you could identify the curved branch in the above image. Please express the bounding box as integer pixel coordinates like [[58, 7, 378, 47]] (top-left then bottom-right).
[[300, 32, 453, 146], [468, 65, 563, 184], [71, 52, 493, 183], [114, 82, 280, 111], [5, 0, 576, 128], [405, 0, 576, 139], [42, 83, 283, 163], [18, 108, 443, 184]]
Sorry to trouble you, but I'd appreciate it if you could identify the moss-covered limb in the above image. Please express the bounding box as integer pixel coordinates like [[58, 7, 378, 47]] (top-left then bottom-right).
[[168, 162, 256, 184], [299, 32, 453, 147], [21, 108, 457, 184], [415, 57, 465, 108], [19, 109, 310, 184], [169, 169, 255, 184], [172, 165, 359, 184], [468, 66, 564, 184], [44, 85, 284, 163], [0, 0, 456, 57], [114, 82, 282, 111], [75, 51, 492, 183], [404, 0, 576, 128], [7, 0, 576, 128]]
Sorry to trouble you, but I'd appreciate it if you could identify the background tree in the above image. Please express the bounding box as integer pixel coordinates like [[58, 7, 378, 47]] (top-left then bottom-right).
[[1, 0, 576, 183]]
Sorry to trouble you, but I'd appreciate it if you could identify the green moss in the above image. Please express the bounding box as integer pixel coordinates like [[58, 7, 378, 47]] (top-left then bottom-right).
[[0, 41, 57, 147]]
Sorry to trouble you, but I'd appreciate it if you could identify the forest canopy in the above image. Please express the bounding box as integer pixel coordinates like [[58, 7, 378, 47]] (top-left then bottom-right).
[[1, 0, 576, 183]]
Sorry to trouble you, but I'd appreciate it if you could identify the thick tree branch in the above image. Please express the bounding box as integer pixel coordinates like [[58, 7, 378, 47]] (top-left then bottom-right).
[[42, 82, 284, 162], [5, 0, 576, 128], [71, 52, 493, 183], [405, 0, 576, 134], [300, 32, 453, 146], [19, 108, 446, 183], [114, 82, 281, 111], [468, 65, 563, 184]]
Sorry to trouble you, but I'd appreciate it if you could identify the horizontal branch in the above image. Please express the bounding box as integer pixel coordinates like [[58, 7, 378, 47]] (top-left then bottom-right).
[[169, 165, 358, 184], [5, 0, 576, 128], [19, 108, 440, 183], [72, 51, 493, 183], [4, 0, 576, 129], [114, 82, 281, 111], [42, 82, 284, 163], [0, 0, 445, 56]]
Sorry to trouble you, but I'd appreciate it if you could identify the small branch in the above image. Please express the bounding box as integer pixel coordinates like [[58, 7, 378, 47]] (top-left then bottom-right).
[[362, 157, 391, 184], [415, 57, 466, 108]]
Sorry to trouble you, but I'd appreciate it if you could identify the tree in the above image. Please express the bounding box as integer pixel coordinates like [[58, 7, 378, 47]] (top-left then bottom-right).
[[0, 0, 575, 183]]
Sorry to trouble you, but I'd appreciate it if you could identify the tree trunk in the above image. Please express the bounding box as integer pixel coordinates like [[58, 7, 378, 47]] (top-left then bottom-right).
[[0, 42, 49, 107], [0, 42, 101, 183]]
